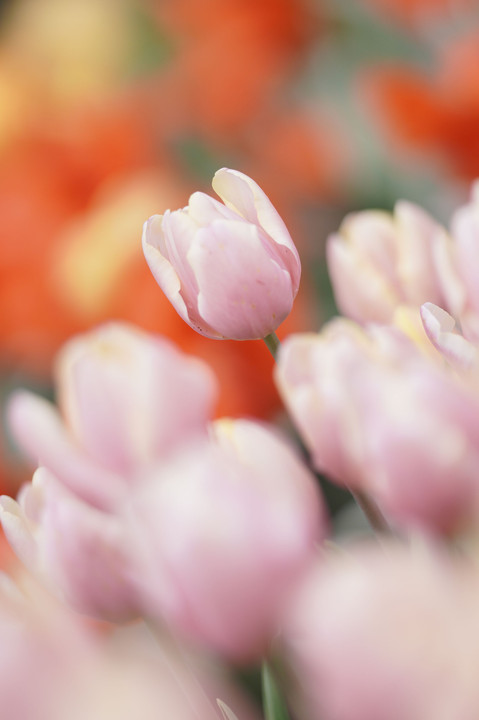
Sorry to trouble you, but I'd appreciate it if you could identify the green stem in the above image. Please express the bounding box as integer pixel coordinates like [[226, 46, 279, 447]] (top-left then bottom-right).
[[262, 661, 290, 720], [263, 332, 281, 360]]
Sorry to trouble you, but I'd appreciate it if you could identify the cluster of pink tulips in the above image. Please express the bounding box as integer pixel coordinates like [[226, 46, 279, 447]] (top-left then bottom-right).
[[4, 167, 479, 719]]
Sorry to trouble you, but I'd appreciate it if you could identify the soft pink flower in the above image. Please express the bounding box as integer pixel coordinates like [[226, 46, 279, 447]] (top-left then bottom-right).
[[276, 319, 479, 533], [128, 419, 327, 661], [327, 202, 448, 324], [440, 181, 479, 341], [0, 568, 233, 720], [8, 322, 217, 509], [0, 468, 138, 621], [286, 542, 479, 720], [142, 168, 301, 340], [420, 302, 478, 369]]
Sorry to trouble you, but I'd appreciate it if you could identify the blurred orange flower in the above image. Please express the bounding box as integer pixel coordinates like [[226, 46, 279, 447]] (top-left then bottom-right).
[[361, 29, 479, 181]]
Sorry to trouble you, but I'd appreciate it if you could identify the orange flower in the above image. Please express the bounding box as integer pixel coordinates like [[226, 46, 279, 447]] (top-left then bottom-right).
[[361, 29, 479, 181]]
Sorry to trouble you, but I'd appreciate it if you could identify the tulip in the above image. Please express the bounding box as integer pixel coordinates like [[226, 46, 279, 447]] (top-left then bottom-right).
[[128, 419, 326, 661], [444, 181, 479, 341], [8, 322, 217, 509], [420, 302, 478, 369], [275, 319, 479, 533], [142, 168, 301, 340], [326, 201, 448, 324], [286, 542, 479, 720], [0, 468, 138, 622]]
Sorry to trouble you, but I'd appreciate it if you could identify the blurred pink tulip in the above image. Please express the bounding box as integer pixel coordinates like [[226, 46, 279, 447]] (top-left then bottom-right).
[[420, 302, 478, 369], [0, 569, 94, 720], [142, 168, 301, 340], [0, 565, 230, 720], [8, 322, 217, 509], [444, 181, 479, 341], [0, 468, 138, 621], [128, 419, 327, 661], [276, 319, 479, 533], [327, 202, 448, 324], [286, 542, 479, 720]]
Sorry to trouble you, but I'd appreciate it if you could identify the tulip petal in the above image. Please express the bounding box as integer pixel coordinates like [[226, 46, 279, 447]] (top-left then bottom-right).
[[188, 220, 294, 339], [420, 302, 478, 368], [212, 168, 300, 292], [8, 391, 124, 509], [142, 215, 190, 325], [327, 231, 398, 323], [0, 495, 38, 569], [40, 483, 137, 621]]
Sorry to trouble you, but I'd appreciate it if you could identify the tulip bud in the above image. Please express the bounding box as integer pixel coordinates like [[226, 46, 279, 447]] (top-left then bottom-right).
[[8, 323, 217, 509], [286, 542, 479, 720], [0, 468, 138, 622], [128, 420, 326, 661], [327, 201, 448, 324], [142, 168, 301, 340], [275, 319, 479, 533]]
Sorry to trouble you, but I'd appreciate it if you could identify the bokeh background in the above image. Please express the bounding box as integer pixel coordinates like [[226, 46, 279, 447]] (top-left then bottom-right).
[[1, 0, 479, 500]]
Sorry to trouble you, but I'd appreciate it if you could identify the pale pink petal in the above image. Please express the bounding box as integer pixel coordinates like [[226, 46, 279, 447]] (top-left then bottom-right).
[[142, 215, 189, 324], [396, 201, 446, 305], [56, 324, 217, 478], [212, 168, 300, 291], [188, 191, 240, 225], [8, 391, 124, 509], [189, 220, 294, 339], [420, 302, 477, 368], [0, 495, 38, 569], [40, 485, 138, 621], [452, 204, 479, 316], [327, 232, 398, 323]]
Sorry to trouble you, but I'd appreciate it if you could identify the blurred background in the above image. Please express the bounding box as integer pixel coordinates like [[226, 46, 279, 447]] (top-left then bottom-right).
[[1, 0, 479, 500]]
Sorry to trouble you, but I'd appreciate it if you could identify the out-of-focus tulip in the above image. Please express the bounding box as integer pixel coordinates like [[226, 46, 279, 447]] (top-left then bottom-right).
[[142, 168, 301, 340], [444, 182, 479, 341], [420, 302, 478, 369], [276, 319, 479, 533], [326, 202, 448, 324], [8, 323, 217, 509], [0, 566, 232, 720], [0, 468, 137, 622], [285, 542, 479, 720], [128, 419, 326, 661]]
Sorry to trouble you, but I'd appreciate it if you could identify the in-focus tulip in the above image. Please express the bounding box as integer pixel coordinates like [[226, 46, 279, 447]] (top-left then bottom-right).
[[142, 168, 301, 340], [326, 201, 448, 324], [128, 419, 326, 661], [8, 322, 217, 509], [285, 542, 479, 720], [275, 319, 479, 533]]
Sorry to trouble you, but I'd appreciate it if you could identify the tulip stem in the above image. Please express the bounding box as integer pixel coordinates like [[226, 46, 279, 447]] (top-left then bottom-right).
[[263, 332, 281, 359], [350, 488, 391, 535], [262, 661, 290, 720]]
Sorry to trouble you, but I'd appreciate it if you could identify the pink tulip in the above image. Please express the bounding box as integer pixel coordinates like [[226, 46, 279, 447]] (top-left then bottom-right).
[[327, 201, 448, 324], [446, 182, 479, 341], [286, 542, 479, 720], [420, 302, 478, 369], [8, 322, 217, 509], [276, 319, 479, 533], [0, 568, 233, 720], [128, 419, 327, 661], [0, 468, 138, 621], [0, 570, 95, 720], [142, 168, 301, 340]]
